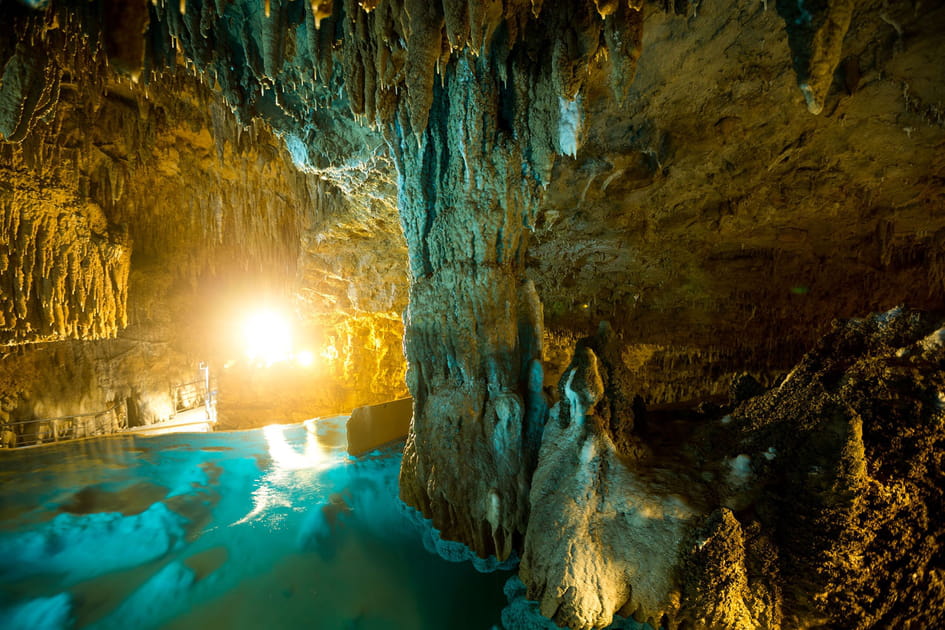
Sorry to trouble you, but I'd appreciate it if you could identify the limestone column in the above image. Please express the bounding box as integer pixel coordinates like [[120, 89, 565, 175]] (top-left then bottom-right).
[[390, 53, 553, 559]]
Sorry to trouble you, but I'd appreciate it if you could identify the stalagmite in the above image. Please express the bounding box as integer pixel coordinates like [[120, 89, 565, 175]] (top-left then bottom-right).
[[523, 309, 945, 629]]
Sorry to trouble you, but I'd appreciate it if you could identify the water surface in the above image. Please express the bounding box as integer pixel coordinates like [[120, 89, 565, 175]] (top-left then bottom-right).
[[0, 420, 513, 629]]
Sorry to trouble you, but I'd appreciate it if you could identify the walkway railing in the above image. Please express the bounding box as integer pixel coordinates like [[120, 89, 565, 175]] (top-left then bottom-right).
[[173, 373, 218, 424], [2, 368, 217, 449], [1, 404, 124, 448], [173, 378, 211, 413]]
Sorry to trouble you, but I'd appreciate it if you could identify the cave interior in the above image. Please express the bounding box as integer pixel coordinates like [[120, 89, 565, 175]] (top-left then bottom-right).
[[1, 0, 944, 629]]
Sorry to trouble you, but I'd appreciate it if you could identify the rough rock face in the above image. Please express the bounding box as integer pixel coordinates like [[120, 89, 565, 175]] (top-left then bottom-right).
[[533, 0, 945, 403], [308, 0, 647, 557], [394, 50, 558, 558], [1, 0, 944, 628], [522, 308, 945, 628], [725, 308, 945, 629]]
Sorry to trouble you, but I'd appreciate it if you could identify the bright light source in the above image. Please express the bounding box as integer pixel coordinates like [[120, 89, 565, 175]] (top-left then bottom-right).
[[243, 309, 292, 366], [321, 343, 339, 362], [296, 349, 314, 367]]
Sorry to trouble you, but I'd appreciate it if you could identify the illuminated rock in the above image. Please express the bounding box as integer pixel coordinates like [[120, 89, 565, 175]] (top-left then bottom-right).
[[346, 396, 412, 456], [522, 308, 945, 628], [0, 1, 943, 627]]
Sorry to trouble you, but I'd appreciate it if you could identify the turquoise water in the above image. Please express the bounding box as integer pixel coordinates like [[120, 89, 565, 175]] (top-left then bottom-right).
[[0, 419, 515, 629]]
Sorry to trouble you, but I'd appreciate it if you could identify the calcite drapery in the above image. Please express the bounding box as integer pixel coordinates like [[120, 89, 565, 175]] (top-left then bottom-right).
[[0, 172, 130, 345]]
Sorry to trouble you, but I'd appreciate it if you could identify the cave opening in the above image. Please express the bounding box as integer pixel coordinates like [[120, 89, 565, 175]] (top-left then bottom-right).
[[2, 0, 945, 629]]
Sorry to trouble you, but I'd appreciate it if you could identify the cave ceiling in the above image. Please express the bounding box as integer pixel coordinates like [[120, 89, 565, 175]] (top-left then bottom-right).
[[0, 0, 941, 371], [533, 0, 945, 380]]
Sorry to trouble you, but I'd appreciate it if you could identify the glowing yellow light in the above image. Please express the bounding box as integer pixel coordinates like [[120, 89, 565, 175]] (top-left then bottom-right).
[[296, 349, 314, 367], [262, 423, 323, 470], [321, 343, 339, 362], [243, 309, 292, 366]]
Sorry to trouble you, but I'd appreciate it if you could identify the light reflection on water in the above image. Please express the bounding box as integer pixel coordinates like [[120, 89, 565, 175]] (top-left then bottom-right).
[[263, 424, 325, 471], [0, 419, 512, 630], [231, 424, 331, 527]]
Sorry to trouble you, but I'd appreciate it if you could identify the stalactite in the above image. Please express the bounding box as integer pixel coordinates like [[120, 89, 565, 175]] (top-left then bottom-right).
[[11, 2, 937, 628], [467, 0, 503, 57], [0, 176, 130, 345], [800, 0, 856, 115], [0, 41, 58, 142], [603, 2, 643, 105], [441, 0, 468, 50], [311, 0, 333, 29], [259, 0, 286, 81], [402, 0, 442, 137]]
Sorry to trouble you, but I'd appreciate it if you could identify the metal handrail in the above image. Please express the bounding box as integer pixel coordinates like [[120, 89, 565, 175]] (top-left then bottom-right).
[[172, 377, 217, 413], [2, 403, 121, 426], [1, 403, 124, 449], [2, 370, 218, 450]]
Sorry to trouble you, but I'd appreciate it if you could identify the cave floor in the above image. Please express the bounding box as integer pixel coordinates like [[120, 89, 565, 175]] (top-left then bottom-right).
[[0, 421, 510, 630]]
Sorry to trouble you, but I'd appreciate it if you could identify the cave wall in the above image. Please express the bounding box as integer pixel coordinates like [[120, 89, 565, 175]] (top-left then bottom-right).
[[533, 0, 945, 404], [0, 2, 409, 434]]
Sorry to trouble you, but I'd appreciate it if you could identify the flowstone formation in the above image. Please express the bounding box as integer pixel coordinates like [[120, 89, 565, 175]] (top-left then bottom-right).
[[522, 308, 945, 629]]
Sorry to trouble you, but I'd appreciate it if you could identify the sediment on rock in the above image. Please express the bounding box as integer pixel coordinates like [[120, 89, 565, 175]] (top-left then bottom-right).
[[522, 307, 945, 629]]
